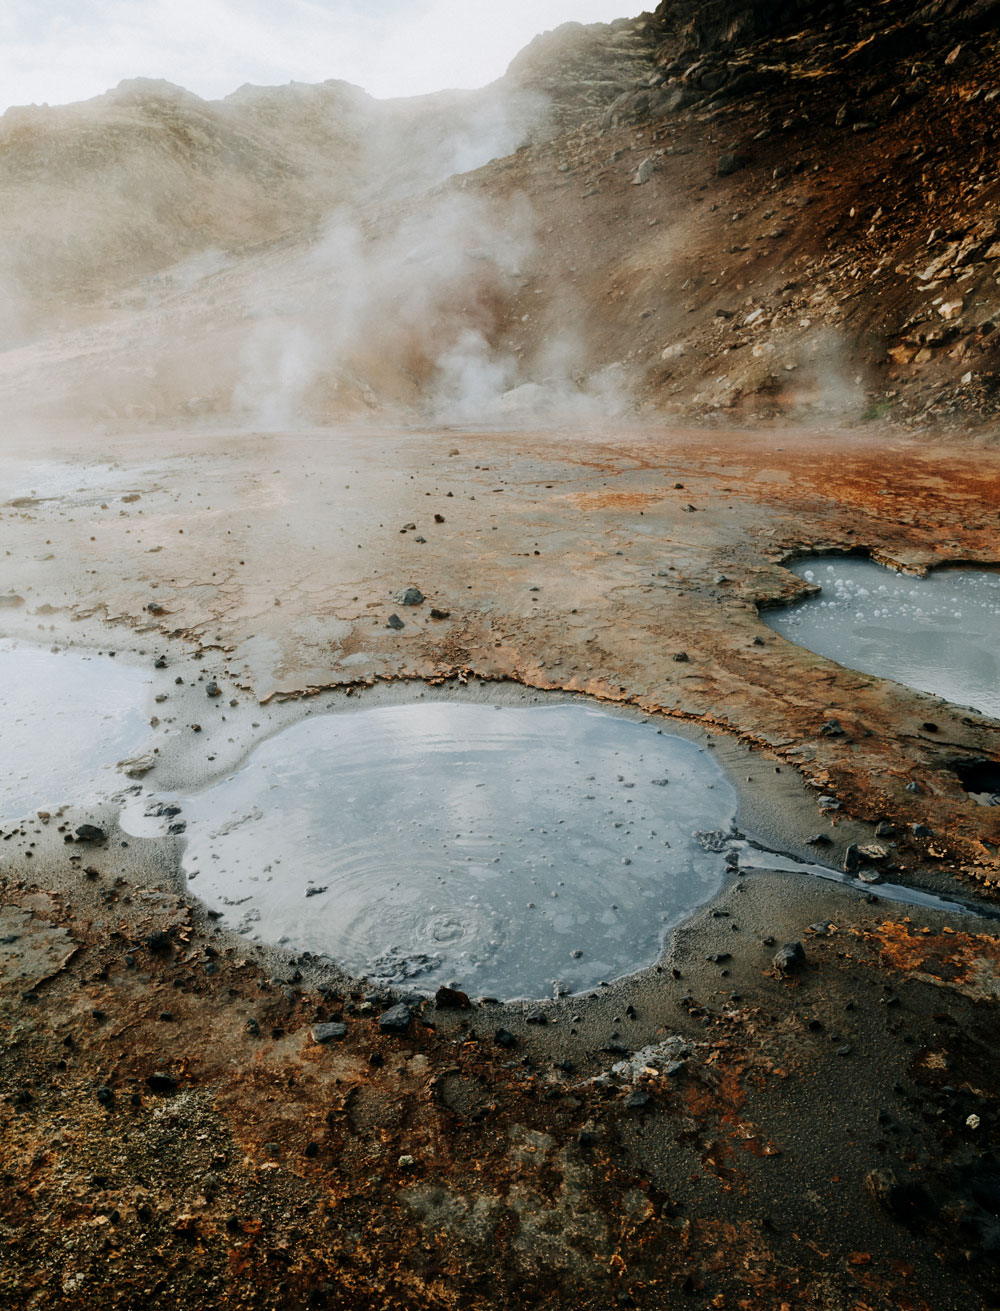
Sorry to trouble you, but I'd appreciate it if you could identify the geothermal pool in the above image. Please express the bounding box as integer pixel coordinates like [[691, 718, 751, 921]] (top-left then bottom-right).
[[0, 639, 151, 823], [158, 702, 738, 999], [764, 557, 1000, 720]]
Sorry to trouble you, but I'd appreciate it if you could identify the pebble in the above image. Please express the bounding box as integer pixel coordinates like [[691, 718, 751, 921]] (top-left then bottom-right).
[[378, 1003, 412, 1035], [311, 1022, 348, 1043], [434, 985, 470, 1009], [145, 1072, 179, 1094], [773, 941, 806, 973], [386, 614, 405, 630], [75, 824, 106, 843]]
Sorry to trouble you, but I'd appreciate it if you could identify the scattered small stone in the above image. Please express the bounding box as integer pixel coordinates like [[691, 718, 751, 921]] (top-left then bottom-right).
[[433, 514, 445, 524], [672, 651, 689, 662], [429, 608, 451, 620], [206, 681, 221, 697], [773, 941, 806, 974], [633, 156, 655, 185], [807, 833, 832, 846], [145, 1072, 179, 1095], [399, 587, 424, 606], [837, 1044, 853, 1057], [717, 151, 749, 177], [525, 1011, 548, 1025], [912, 823, 933, 837], [96, 1086, 115, 1107], [625, 1090, 651, 1109], [311, 1022, 348, 1044], [434, 985, 470, 1009], [386, 614, 405, 630], [398, 1154, 416, 1169], [820, 718, 845, 737], [304, 885, 327, 898], [875, 821, 895, 838], [858, 843, 888, 861], [494, 1028, 517, 1048], [843, 843, 860, 873], [154, 657, 167, 669], [378, 1003, 412, 1035], [74, 824, 106, 843], [905, 781, 922, 795], [145, 930, 172, 954], [245, 1018, 261, 1036]]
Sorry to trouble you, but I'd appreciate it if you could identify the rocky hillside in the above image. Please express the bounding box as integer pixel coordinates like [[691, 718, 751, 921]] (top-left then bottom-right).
[[3, 0, 1000, 432]]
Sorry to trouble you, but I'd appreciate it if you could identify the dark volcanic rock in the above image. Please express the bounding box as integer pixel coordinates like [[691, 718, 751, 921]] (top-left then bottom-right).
[[378, 1002, 412, 1035], [434, 985, 471, 1009], [773, 941, 806, 973], [145, 1072, 179, 1094], [717, 151, 749, 176], [494, 1027, 517, 1048], [74, 824, 106, 843], [310, 1022, 348, 1043]]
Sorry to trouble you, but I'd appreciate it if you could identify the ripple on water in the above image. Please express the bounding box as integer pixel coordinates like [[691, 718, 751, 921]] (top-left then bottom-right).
[[167, 702, 738, 999], [764, 557, 1000, 720], [0, 640, 151, 822]]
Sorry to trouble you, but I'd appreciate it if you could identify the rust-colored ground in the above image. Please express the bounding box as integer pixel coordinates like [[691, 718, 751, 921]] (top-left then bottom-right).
[[1, 421, 999, 1308]]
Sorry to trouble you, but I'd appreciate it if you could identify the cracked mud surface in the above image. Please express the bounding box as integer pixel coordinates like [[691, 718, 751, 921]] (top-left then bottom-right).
[[2, 422, 1000, 1309]]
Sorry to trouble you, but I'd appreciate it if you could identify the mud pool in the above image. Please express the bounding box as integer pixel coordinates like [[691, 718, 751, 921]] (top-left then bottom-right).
[[138, 702, 739, 999], [763, 556, 1000, 720], [0, 639, 151, 823]]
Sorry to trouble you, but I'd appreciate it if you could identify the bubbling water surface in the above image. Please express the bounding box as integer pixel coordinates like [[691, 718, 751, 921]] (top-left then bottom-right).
[[170, 702, 738, 998], [763, 557, 1000, 719]]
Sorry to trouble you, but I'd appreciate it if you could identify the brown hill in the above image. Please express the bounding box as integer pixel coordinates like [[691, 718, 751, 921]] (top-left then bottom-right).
[[2, 0, 1000, 433]]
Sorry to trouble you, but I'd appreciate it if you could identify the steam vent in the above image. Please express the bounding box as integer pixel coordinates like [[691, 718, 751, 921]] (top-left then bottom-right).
[[3, 1, 1000, 1308]]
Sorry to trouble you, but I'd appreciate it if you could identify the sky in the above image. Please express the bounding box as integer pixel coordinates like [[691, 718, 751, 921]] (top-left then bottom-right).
[[1, 0, 635, 111]]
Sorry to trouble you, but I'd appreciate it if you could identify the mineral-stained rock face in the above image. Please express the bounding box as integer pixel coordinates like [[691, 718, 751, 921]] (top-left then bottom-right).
[[4, 0, 1000, 428]]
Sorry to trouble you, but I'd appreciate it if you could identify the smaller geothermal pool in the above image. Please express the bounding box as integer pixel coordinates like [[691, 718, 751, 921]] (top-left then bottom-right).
[[0, 639, 151, 823], [763, 557, 1000, 720], [152, 703, 738, 999]]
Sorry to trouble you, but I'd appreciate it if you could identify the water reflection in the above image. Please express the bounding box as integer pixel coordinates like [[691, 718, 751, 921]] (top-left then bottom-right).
[[156, 702, 738, 998]]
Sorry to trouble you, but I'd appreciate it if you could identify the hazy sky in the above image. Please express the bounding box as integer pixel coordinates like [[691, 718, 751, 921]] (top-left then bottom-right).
[[1, 0, 634, 111]]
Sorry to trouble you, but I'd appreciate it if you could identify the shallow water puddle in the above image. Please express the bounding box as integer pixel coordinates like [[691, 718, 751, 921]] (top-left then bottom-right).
[[0, 639, 152, 822], [153, 703, 738, 998], [763, 556, 1000, 719]]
